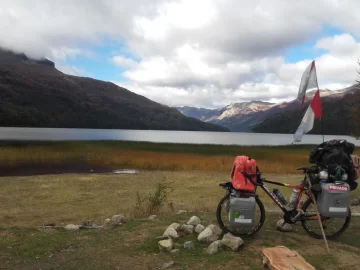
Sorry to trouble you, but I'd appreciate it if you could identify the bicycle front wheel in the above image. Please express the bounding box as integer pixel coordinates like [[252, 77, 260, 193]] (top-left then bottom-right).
[[216, 193, 265, 237], [301, 198, 351, 239]]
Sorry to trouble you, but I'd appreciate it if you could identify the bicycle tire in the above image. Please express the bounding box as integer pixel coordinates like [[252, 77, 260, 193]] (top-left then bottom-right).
[[301, 197, 351, 239], [216, 193, 266, 237]]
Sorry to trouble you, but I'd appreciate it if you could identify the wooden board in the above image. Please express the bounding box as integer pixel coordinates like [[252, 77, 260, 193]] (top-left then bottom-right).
[[262, 246, 315, 270]]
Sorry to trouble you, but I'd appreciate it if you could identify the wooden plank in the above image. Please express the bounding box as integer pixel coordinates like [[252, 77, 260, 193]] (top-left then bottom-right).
[[262, 246, 315, 270]]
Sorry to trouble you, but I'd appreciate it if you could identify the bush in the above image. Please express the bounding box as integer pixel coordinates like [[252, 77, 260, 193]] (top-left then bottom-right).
[[132, 177, 174, 218]]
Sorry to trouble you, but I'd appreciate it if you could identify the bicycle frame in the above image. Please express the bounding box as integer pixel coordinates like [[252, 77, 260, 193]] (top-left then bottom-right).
[[256, 176, 312, 213]]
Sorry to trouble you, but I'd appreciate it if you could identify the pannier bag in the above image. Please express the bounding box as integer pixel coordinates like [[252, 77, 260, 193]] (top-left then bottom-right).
[[351, 155, 360, 181], [229, 195, 256, 228], [309, 139, 358, 189], [317, 181, 350, 218], [230, 155, 257, 193]]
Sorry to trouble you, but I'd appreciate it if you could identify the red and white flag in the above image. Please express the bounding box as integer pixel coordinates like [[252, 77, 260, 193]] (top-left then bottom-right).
[[297, 60, 319, 107], [293, 89, 322, 142]]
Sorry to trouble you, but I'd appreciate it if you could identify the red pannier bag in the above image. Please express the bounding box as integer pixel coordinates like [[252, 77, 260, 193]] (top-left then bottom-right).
[[230, 155, 257, 193]]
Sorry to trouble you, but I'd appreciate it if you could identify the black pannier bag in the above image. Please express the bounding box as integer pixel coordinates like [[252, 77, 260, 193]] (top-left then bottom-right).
[[309, 139, 357, 190]]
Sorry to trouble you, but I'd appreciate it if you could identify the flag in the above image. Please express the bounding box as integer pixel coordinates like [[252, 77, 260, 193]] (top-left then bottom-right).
[[297, 60, 319, 107], [293, 89, 322, 142]]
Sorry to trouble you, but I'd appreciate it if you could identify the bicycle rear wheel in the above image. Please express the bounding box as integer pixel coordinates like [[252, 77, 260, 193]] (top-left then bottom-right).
[[216, 193, 265, 237], [301, 198, 351, 239]]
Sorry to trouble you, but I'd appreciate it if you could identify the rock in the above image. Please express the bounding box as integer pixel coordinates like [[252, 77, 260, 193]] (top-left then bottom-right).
[[170, 249, 180, 254], [168, 223, 181, 231], [197, 227, 219, 242], [163, 227, 179, 239], [195, 224, 205, 234], [221, 233, 244, 251], [103, 218, 114, 229], [161, 261, 175, 269], [174, 243, 182, 248], [82, 220, 93, 227], [180, 224, 194, 234], [206, 240, 222, 255], [111, 214, 127, 225], [207, 224, 222, 236], [183, 241, 195, 250], [176, 210, 187, 215], [276, 219, 292, 232], [187, 216, 201, 226], [158, 239, 174, 252], [351, 199, 360, 206], [64, 224, 80, 231], [148, 215, 157, 220]]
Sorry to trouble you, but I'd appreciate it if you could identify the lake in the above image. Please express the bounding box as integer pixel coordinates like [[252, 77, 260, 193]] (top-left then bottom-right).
[[0, 127, 359, 146]]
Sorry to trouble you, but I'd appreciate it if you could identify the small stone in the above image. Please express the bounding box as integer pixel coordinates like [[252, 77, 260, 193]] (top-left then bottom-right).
[[163, 227, 179, 239], [180, 224, 194, 234], [197, 227, 219, 242], [158, 239, 174, 252], [148, 215, 157, 220], [206, 240, 222, 255], [174, 243, 182, 248], [195, 224, 205, 234], [161, 261, 175, 269], [111, 214, 127, 225], [103, 218, 113, 229], [221, 233, 244, 251], [351, 199, 360, 206], [64, 224, 80, 231], [82, 220, 93, 227], [176, 210, 187, 215], [187, 216, 201, 226], [276, 219, 292, 232], [183, 241, 195, 250], [207, 224, 222, 236], [170, 249, 180, 254], [168, 223, 181, 231]]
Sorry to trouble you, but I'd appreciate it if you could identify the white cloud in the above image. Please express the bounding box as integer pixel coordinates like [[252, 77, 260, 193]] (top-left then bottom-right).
[[111, 56, 138, 68], [2, 1, 360, 108]]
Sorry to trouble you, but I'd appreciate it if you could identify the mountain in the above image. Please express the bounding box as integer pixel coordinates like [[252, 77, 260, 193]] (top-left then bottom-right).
[[0, 49, 229, 132], [176, 101, 276, 132], [175, 87, 357, 132], [252, 85, 360, 135]]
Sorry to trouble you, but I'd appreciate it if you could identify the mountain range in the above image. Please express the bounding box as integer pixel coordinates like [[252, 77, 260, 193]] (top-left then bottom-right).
[[0, 49, 228, 132], [175, 85, 360, 134]]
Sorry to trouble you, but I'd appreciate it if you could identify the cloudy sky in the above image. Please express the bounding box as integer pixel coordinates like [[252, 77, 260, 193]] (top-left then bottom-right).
[[1, 0, 360, 108]]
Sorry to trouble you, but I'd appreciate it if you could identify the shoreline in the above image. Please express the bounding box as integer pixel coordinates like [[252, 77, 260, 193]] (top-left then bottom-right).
[[0, 163, 115, 177]]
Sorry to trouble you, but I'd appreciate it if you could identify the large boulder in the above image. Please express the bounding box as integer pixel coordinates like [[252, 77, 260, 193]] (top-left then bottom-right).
[[221, 233, 244, 251], [206, 240, 222, 255], [163, 227, 179, 239], [187, 216, 201, 226], [180, 224, 194, 234], [195, 224, 205, 234], [197, 227, 219, 242], [167, 223, 181, 231], [207, 224, 222, 236], [158, 239, 174, 252]]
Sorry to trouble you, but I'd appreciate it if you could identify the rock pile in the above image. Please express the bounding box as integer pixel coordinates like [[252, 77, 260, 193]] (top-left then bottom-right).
[[156, 215, 244, 255]]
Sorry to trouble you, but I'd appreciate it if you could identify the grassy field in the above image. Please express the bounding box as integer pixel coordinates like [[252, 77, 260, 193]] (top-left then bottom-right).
[[1, 171, 360, 269], [2, 140, 359, 174], [2, 141, 360, 269]]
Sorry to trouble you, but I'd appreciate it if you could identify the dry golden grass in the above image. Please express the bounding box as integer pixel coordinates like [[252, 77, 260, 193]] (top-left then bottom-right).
[[1, 140, 351, 174]]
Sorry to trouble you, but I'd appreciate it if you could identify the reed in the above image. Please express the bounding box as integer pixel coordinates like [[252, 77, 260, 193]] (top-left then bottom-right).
[[0, 141, 359, 174]]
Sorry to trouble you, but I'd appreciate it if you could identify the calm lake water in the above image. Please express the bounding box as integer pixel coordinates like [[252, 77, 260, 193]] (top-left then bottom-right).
[[0, 127, 359, 146]]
